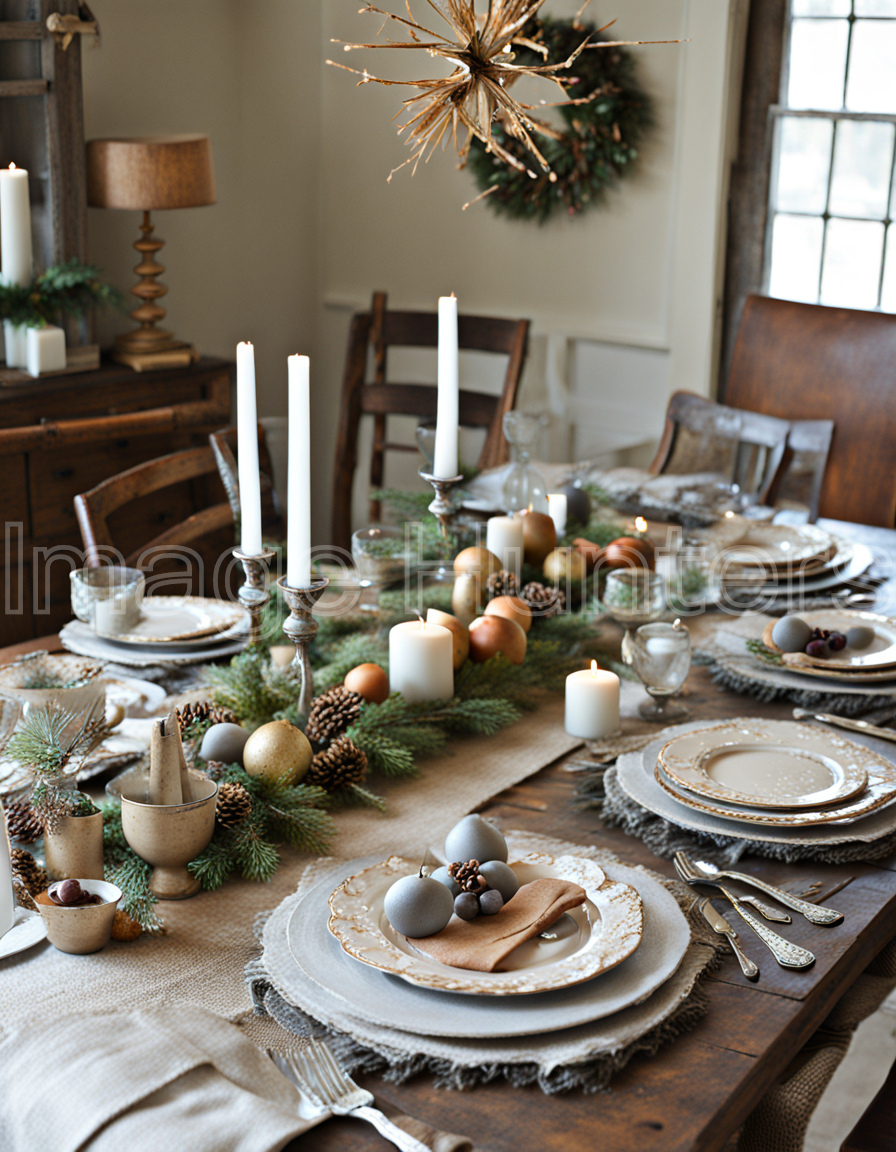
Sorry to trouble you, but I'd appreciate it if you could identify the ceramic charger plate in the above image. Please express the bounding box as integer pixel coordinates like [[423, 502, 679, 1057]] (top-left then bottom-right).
[[95, 595, 245, 643], [658, 718, 870, 809], [59, 620, 248, 667], [761, 610, 896, 674], [327, 852, 643, 996], [721, 523, 836, 571]]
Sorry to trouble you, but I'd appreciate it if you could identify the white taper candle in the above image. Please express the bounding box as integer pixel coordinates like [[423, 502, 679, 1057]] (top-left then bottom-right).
[[287, 353, 312, 587], [433, 294, 459, 478], [236, 342, 263, 556]]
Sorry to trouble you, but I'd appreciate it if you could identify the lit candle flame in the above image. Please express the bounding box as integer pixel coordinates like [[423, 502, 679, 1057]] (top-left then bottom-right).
[[635, 517, 647, 533], [724, 510, 734, 519], [8, 163, 15, 171], [673, 618, 681, 629], [590, 659, 599, 677]]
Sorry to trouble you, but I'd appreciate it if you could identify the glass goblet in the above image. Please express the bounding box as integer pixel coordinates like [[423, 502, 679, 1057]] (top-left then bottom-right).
[[629, 621, 691, 723], [351, 526, 409, 613], [602, 569, 666, 665]]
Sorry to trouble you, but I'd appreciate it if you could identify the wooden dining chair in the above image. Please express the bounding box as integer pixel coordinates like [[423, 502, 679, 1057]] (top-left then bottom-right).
[[331, 291, 530, 551], [725, 295, 896, 527], [649, 390, 791, 506], [209, 424, 284, 541], [764, 418, 834, 523], [74, 446, 236, 598]]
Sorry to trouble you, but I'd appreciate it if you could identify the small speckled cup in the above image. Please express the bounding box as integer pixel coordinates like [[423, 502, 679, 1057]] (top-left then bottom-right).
[[35, 880, 122, 954]]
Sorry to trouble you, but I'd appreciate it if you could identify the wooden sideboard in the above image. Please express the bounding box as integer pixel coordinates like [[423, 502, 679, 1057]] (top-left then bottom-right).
[[0, 356, 233, 645]]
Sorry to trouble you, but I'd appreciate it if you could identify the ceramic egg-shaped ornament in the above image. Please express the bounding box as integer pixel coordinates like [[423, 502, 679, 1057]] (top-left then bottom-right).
[[444, 814, 508, 864], [771, 615, 812, 653], [199, 722, 250, 767], [429, 865, 461, 898], [243, 719, 312, 785], [344, 663, 390, 704], [846, 625, 875, 650], [479, 860, 519, 902], [562, 483, 592, 525], [384, 872, 454, 938]]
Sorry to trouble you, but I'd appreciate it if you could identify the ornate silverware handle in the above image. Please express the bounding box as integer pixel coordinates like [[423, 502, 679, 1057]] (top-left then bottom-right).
[[351, 1105, 433, 1152], [722, 870, 843, 925], [723, 889, 816, 969], [723, 929, 759, 980]]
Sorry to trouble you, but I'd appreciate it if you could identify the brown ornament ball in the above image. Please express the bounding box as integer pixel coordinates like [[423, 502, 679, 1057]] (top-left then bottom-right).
[[469, 614, 527, 665], [519, 510, 557, 565], [453, 545, 502, 581], [111, 910, 143, 942], [243, 719, 313, 785], [543, 547, 588, 587], [426, 609, 470, 669], [344, 662, 390, 704], [573, 537, 606, 574], [484, 595, 532, 634], [451, 572, 480, 624], [603, 535, 656, 571]]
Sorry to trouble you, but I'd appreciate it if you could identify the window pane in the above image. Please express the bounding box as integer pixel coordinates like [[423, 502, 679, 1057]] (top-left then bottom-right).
[[846, 22, 896, 112], [828, 119, 895, 217], [769, 214, 824, 302], [855, 0, 896, 15], [774, 117, 833, 212], [881, 227, 896, 312], [788, 19, 849, 110], [793, 0, 850, 11], [821, 218, 885, 308]]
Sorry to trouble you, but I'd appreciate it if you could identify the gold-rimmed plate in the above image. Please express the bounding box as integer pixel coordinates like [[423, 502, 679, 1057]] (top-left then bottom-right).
[[95, 596, 246, 644], [658, 719, 870, 810], [327, 852, 643, 996], [721, 524, 836, 571]]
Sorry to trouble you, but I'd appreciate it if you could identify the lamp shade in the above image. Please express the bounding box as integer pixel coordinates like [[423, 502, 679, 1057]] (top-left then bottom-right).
[[86, 134, 216, 211]]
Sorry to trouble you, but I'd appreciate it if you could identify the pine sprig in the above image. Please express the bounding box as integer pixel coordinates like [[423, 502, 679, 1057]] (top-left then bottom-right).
[[7, 701, 111, 781], [101, 805, 165, 934], [0, 259, 121, 327], [205, 648, 299, 728], [349, 730, 419, 778]]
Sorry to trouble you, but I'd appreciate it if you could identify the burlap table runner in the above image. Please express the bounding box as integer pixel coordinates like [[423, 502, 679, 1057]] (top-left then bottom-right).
[[0, 698, 580, 1043]]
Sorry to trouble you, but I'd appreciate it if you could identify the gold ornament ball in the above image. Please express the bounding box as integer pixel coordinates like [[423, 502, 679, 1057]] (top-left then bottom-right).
[[543, 547, 588, 587], [453, 545, 502, 582], [519, 510, 557, 566], [426, 608, 470, 669], [243, 720, 312, 785], [484, 595, 532, 634], [451, 572, 480, 625], [344, 662, 390, 704]]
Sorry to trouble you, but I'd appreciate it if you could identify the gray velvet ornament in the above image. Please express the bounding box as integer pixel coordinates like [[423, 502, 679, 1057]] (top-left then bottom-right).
[[199, 722, 250, 766], [384, 874, 454, 938], [846, 625, 875, 650], [479, 860, 519, 902], [771, 615, 812, 653], [430, 865, 461, 898], [444, 814, 508, 865]]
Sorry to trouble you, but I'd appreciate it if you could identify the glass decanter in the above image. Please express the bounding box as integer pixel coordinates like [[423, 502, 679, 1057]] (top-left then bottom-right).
[[501, 411, 549, 514]]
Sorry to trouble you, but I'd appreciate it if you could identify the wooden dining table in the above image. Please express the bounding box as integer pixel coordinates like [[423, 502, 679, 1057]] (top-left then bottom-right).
[[4, 515, 896, 1152]]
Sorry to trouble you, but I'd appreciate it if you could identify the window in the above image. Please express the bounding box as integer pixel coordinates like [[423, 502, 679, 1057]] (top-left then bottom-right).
[[766, 1, 896, 312]]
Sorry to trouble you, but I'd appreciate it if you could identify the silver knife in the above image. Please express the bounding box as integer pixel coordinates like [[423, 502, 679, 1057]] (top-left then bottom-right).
[[792, 708, 896, 745], [699, 898, 759, 980]]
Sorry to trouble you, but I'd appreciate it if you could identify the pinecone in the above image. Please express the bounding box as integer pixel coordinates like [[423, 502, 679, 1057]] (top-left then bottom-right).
[[111, 910, 143, 942], [485, 569, 519, 601], [448, 859, 487, 895], [13, 880, 36, 911], [304, 686, 363, 747], [520, 581, 566, 619], [4, 799, 44, 844], [307, 736, 368, 792], [175, 701, 239, 735], [10, 848, 48, 898], [215, 781, 252, 828]]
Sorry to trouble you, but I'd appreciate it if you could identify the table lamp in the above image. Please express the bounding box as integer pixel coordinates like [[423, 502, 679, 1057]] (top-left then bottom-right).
[[86, 134, 216, 370]]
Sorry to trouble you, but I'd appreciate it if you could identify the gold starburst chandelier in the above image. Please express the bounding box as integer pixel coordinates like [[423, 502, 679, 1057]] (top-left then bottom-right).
[[328, 1, 678, 192]]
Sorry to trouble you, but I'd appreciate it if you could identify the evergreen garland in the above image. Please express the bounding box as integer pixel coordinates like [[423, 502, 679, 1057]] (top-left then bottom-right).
[[467, 16, 653, 222], [0, 259, 121, 328]]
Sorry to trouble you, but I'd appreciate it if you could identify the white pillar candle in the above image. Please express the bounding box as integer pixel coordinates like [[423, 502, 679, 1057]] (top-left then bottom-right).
[[433, 294, 459, 478], [3, 324, 27, 369], [1, 164, 33, 370], [486, 514, 524, 573], [565, 661, 621, 740], [0, 802, 14, 938], [547, 493, 568, 538], [287, 353, 312, 587], [25, 325, 66, 377], [236, 342, 263, 556], [389, 619, 454, 702]]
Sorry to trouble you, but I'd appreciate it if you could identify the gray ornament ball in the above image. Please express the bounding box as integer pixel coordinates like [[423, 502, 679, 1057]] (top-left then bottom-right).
[[199, 722, 250, 766], [444, 814, 508, 865], [561, 483, 591, 525], [771, 615, 812, 654], [384, 874, 453, 939], [454, 892, 480, 920], [846, 625, 875, 650], [430, 865, 461, 898], [479, 889, 504, 915], [479, 860, 519, 902]]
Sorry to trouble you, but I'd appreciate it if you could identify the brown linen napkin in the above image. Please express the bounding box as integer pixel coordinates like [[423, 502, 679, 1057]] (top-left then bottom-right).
[[409, 878, 586, 972]]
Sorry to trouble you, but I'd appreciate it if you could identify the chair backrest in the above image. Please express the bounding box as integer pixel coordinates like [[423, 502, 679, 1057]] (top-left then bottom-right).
[[331, 291, 530, 551], [765, 419, 834, 524], [74, 446, 234, 597], [726, 295, 896, 526], [209, 424, 283, 540], [649, 391, 791, 505]]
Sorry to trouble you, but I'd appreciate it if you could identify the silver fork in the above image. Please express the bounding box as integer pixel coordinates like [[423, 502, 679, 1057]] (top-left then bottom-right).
[[674, 854, 816, 970], [268, 1042, 432, 1152], [679, 855, 843, 926]]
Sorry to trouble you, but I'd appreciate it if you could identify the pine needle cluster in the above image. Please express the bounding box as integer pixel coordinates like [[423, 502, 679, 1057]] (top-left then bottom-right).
[[101, 805, 166, 934], [0, 259, 121, 328], [205, 648, 299, 728], [7, 701, 110, 781]]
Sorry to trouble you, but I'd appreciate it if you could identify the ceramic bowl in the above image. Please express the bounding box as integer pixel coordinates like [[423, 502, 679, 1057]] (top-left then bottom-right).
[[35, 879, 122, 954]]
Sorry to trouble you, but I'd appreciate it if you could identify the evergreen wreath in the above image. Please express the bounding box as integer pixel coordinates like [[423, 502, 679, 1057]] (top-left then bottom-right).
[[467, 15, 653, 222]]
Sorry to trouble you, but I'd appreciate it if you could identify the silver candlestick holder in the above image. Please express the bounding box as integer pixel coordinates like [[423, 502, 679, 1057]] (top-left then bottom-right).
[[277, 575, 329, 722], [419, 470, 464, 539], [233, 547, 277, 645]]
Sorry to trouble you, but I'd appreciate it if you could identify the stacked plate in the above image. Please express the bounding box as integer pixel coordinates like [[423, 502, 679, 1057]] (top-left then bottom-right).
[[261, 844, 698, 1057], [59, 596, 251, 667], [757, 609, 896, 686], [720, 524, 873, 602], [617, 716, 896, 846]]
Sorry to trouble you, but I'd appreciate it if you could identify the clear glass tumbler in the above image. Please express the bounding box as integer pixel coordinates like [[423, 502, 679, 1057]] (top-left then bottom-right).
[[351, 526, 409, 613], [602, 569, 666, 664], [629, 621, 691, 723]]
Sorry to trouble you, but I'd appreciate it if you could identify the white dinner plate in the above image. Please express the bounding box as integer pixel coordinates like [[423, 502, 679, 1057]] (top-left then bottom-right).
[[762, 610, 896, 673], [95, 596, 245, 643], [327, 852, 643, 996], [721, 524, 835, 571], [60, 620, 248, 667], [0, 907, 47, 959]]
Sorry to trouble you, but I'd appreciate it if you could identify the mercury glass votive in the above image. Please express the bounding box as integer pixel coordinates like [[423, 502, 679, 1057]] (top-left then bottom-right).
[[629, 621, 691, 723]]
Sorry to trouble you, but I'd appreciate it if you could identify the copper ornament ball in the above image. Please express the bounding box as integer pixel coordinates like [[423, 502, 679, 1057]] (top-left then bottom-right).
[[519, 510, 556, 566], [468, 614, 527, 665], [603, 535, 656, 571], [344, 662, 390, 704], [484, 595, 532, 634]]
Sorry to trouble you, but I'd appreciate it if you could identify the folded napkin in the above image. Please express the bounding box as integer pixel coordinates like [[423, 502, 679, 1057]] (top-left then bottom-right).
[[410, 878, 586, 972], [0, 1005, 324, 1152]]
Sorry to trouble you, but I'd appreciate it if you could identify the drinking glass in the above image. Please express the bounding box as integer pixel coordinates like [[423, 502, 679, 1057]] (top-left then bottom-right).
[[629, 622, 691, 723], [501, 411, 549, 513], [602, 570, 666, 664], [351, 527, 409, 613], [666, 537, 721, 616], [69, 566, 145, 633], [415, 420, 436, 469]]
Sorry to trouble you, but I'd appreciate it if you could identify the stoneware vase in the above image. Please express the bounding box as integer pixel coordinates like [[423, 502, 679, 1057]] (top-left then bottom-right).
[[45, 811, 105, 882], [120, 768, 217, 900], [36, 879, 122, 954]]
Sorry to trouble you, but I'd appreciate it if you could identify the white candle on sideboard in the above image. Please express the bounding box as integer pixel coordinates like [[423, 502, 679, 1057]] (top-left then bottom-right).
[[389, 619, 454, 702], [486, 514, 524, 572], [0, 164, 33, 287], [25, 325, 66, 378], [287, 353, 312, 587], [236, 342, 263, 556], [433, 294, 459, 478], [547, 493, 568, 538], [565, 661, 620, 740]]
